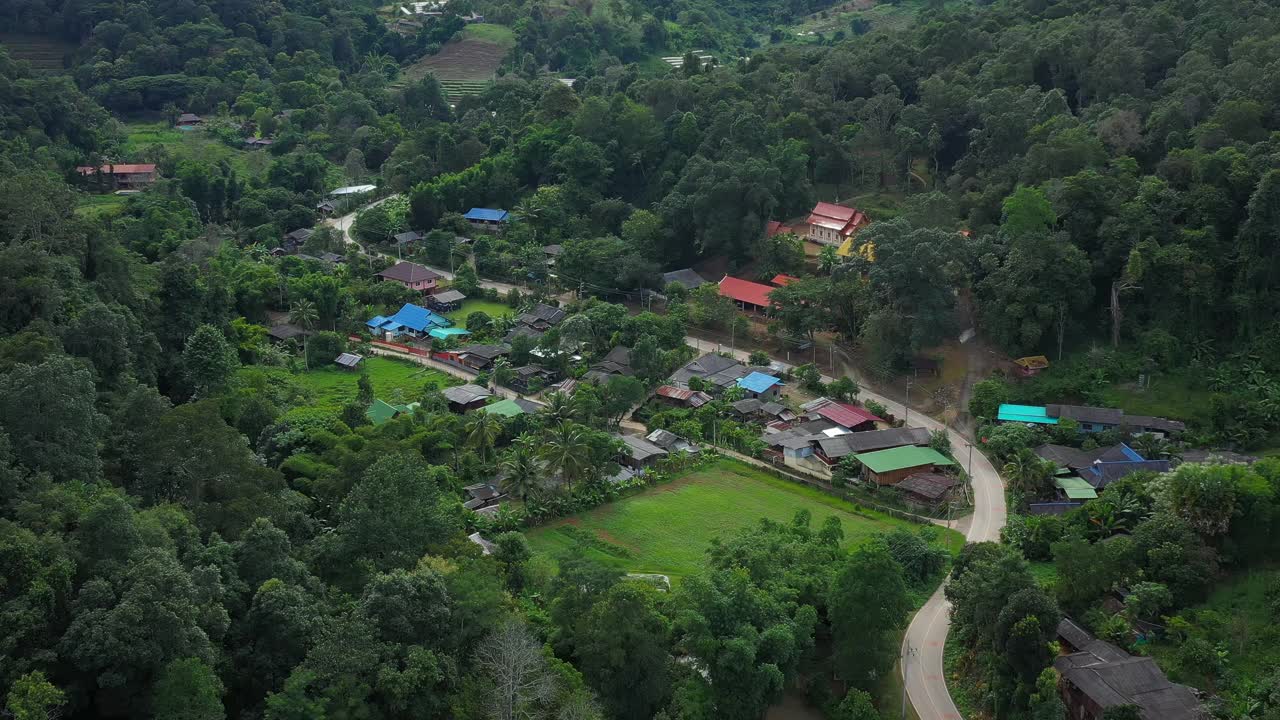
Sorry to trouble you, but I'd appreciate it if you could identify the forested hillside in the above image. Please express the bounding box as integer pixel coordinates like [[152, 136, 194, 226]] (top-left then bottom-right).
[[3, 0, 1280, 718]]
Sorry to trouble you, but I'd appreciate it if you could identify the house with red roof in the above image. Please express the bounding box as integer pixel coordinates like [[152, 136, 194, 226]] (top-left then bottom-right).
[[765, 220, 792, 238], [806, 202, 869, 247], [718, 275, 777, 314], [75, 163, 158, 191], [771, 274, 799, 287]]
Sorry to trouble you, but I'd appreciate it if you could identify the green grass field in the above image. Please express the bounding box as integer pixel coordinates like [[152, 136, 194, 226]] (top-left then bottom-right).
[[526, 458, 963, 579], [118, 120, 273, 179], [445, 298, 516, 323], [1098, 370, 1215, 423], [461, 23, 515, 44], [74, 193, 130, 217], [292, 356, 453, 409]]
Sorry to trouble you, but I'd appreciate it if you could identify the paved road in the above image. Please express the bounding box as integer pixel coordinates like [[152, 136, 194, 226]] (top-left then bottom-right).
[[683, 335, 1006, 720]]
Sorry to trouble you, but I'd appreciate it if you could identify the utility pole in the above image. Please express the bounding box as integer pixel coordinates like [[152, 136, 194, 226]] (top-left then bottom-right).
[[904, 379, 913, 425], [901, 645, 917, 720]]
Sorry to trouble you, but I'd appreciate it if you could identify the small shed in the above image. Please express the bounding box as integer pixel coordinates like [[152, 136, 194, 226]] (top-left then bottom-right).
[[618, 434, 669, 469], [334, 352, 364, 369], [267, 323, 310, 343], [366, 399, 419, 425], [896, 473, 960, 508], [853, 446, 955, 486], [428, 289, 467, 312]]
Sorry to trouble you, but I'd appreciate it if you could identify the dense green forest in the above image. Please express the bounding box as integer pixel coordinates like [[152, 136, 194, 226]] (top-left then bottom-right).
[[5, 0, 1280, 717]]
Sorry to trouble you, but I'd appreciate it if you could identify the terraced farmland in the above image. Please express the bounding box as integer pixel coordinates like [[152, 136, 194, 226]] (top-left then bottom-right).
[[394, 23, 513, 100], [0, 33, 76, 74]]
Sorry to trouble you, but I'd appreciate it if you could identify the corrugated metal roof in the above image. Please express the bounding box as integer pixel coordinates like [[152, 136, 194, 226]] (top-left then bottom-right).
[[737, 372, 781, 394], [464, 207, 509, 222], [997, 404, 1059, 424], [814, 401, 883, 429], [854, 445, 955, 473], [718, 275, 776, 307]]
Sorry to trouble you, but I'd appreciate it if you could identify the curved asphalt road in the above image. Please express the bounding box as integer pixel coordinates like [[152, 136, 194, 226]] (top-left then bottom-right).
[[683, 336, 1006, 720]]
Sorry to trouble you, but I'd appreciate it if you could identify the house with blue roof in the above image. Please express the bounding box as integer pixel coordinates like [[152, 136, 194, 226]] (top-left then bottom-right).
[[367, 303, 451, 339], [464, 207, 510, 232], [997, 404, 1059, 425], [737, 371, 782, 400]]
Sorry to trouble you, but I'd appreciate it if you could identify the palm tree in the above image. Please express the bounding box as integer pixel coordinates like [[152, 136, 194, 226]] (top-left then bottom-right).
[[500, 436, 542, 502], [513, 197, 543, 244], [1002, 449, 1052, 496], [289, 300, 319, 370], [466, 412, 503, 465], [541, 421, 588, 493], [542, 392, 575, 423]]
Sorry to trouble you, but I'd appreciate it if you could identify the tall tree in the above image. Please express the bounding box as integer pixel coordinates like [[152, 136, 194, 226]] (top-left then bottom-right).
[[828, 541, 911, 689]]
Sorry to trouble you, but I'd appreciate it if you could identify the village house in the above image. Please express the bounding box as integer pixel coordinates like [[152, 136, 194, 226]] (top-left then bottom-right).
[[316, 200, 337, 215], [176, 113, 204, 128], [265, 323, 311, 344], [243, 137, 273, 149], [376, 262, 441, 292], [366, 303, 450, 340], [75, 163, 158, 191], [731, 398, 796, 423], [442, 384, 493, 413], [661, 268, 709, 291], [997, 403, 1185, 437], [736, 371, 782, 400], [669, 353, 758, 393], [366, 398, 419, 425], [813, 426, 932, 466], [645, 429, 700, 455], [455, 344, 509, 371], [1053, 619, 1204, 720], [508, 365, 555, 393], [617, 434, 669, 470], [463, 207, 510, 232], [583, 346, 634, 384], [853, 445, 955, 486], [803, 397, 884, 432], [718, 275, 776, 314], [393, 230, 423, 247], [480, 397, 543, 418], [806, 202, 869, 247], [1035, 443, 1170, 496], [542, 244, 562, 267], [462, 482, 505, 511], [896, 473, 961, 509], [655, 385, 713, 409]]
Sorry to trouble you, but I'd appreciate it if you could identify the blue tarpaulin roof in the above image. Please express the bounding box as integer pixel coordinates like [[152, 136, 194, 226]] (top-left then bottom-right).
[[997, 404, 1059, 425], [737, 372, 781, 394], [388, 303, 450, 332], [464, 208, 509, 222]]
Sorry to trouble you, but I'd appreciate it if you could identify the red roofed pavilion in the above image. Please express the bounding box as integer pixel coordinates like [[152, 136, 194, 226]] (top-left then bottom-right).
[[718, 275, 777, 313], [806, 201, 869, 246]]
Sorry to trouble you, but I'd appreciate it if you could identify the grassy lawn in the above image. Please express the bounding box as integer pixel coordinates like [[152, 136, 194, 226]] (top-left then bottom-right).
[[121, 121, 186, 155], [119, 120, 272, 179], [292, 356, 453, 409], [1028, 560, 1057, 591], [525, 458, 963, 580], [74, 193, 130, 217], [1097, 370, 1215, 423], [445, 298, 516, 323], [461, 23, 515, 44]]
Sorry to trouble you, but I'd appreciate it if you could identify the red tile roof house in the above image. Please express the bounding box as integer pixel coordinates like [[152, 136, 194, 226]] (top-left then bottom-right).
[[765, 220, 792, 238], [375, 262, 441, 292], [75, 163, 158, 191], [805, 202, 869, 247], [718, 275, 778, 314]]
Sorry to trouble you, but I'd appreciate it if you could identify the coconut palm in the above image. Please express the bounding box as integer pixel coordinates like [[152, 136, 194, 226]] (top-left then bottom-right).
[[466, 412, 504, 465], [1002, 448, 1052, 496], [500, 436, 542, 502], [289, 300, 318, 370], [513, 197, 544, 244], [542, 421, 588, 493], [542, 392, 575, 423]]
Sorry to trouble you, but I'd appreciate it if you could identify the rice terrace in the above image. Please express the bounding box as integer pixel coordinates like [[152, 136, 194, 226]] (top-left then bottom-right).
[[525, 457, 964, 581], [400, 23, 515, 101]]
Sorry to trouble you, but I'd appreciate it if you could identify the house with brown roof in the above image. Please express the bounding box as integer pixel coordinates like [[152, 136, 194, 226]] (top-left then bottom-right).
[[376, 262, 441, 292], [75, 163, 158, 191], [806, 202, 869, 247]]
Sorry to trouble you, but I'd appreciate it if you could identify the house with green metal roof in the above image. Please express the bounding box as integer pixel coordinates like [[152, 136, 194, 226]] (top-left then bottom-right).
[[366, 398, 420, 425], [480, 397, 542, 417], [997, 404, 1059, 425], [1054, 476, 1098, 500], [853, 445, 955, 486]]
